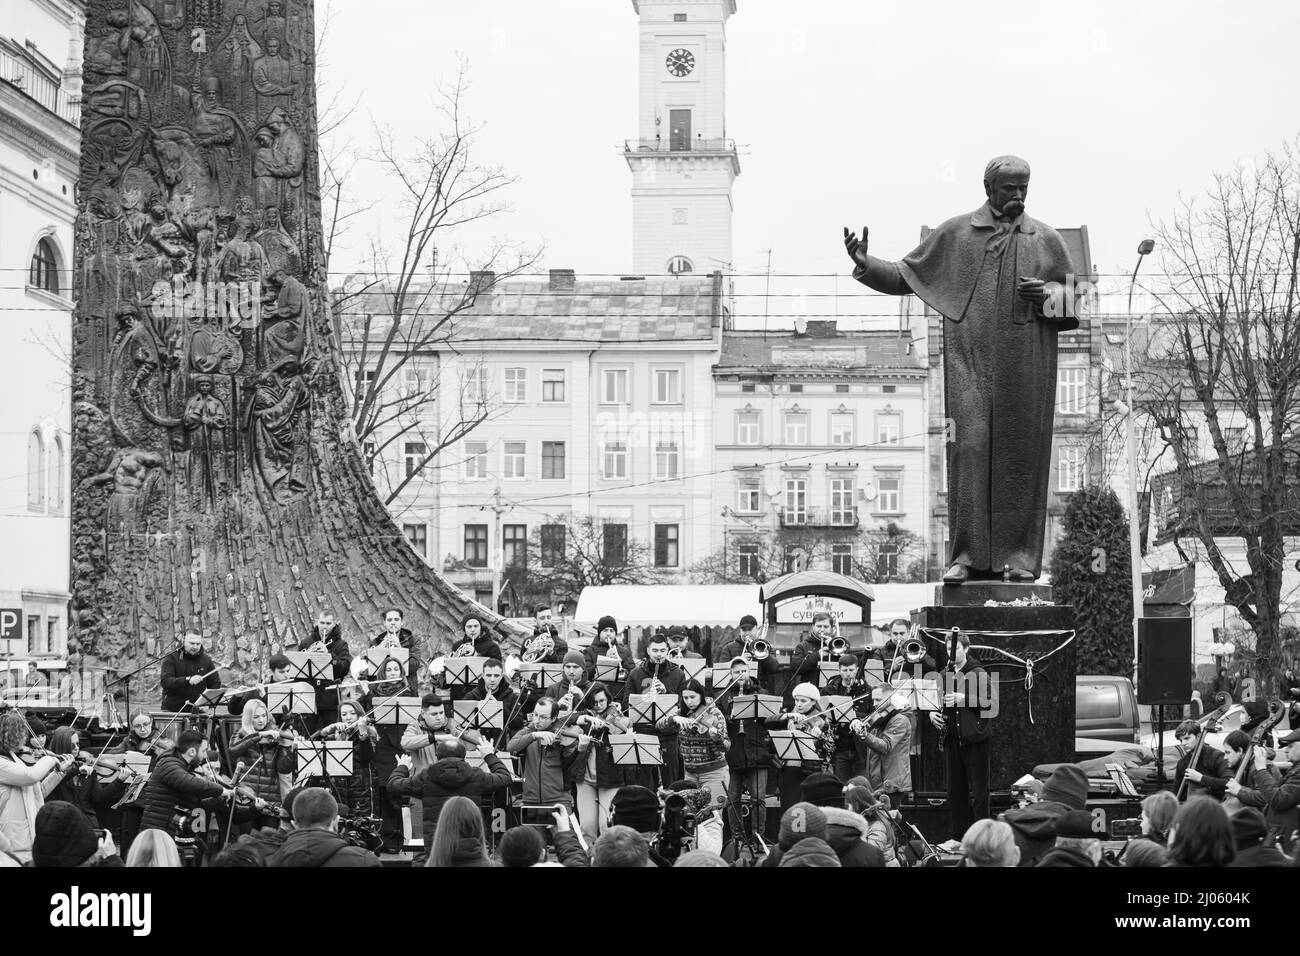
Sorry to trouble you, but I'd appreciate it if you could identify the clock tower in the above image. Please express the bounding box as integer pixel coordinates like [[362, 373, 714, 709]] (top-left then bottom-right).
[[625, 0, 740, 277]]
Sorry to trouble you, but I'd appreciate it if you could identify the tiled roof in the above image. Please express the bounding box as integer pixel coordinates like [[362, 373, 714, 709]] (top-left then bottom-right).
[[343, 275, 720, 345], [718, 327, 926, 370], [1149, 447, 1300, 544]]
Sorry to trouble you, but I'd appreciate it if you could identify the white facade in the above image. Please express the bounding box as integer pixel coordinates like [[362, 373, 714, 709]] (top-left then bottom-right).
[[0, 0, 81, 656], [625, 0, 739, 276]]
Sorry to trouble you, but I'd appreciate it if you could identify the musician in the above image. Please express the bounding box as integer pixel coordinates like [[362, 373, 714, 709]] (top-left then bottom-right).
[[789, 612, 834, 689], [723, 656, 771, 841], [1225, 727, 1300, 853], [451, 613, 503, 663], [228, 700, 295, 821], [506, 696, 591, 812], [465, 658, 525, 747], [574, 681, 631, 843], [402, 693, 482, 775], [660, 678, 729, 805], [361, 656, 417, 855], [928, 630, 992, 838], [625, 633, 687, 787], [139, 730, 233, 837], [312, 699, 378, 820], [1173, 720, 1231, 799], [884, 617, 935, 674], [583, 615, 634, 693], [767, 682, 827, 811], [91, 710, 161, 850], [547, 651, 592, 711], [853, 688, 914, 799], [371, 607, 414, 651], [25, 715, 48, 750], [298, 608, 354, 729], [0, 710, 76, 863], [719, 614, 779, 694], [665, 625, 703, 662], [227, 653, 293, 717], [823, 653, 872, 781], [159, 632, 220, 711], [44, 727, 98, 824]]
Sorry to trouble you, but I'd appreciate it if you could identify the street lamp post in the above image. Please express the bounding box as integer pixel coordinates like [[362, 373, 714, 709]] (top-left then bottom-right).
[[1125, 239, 1155, 688]]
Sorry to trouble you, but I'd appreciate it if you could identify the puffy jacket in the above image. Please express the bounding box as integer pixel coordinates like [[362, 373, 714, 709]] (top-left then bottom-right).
[[778, 836, 841, 867], [139, 753, 224, 834], [309, 725, 377, 818], [386, 753, 513, 852], [228, 732, 295, 804], [1000, 801, 1075, 867], [1233, 762, 1300, 841], [267, 826, 382, 867], [821, 807, 887, 867], [0, 751, 64, 863], [159, 650, 220, 711], [1035, 844, 1095, 867], [1229, 844, 1290, 867]]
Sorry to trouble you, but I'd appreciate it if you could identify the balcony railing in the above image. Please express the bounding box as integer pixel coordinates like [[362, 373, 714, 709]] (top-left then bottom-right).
[[779, 507, 859, 529], [1, 48, 80, 126], [624, 137, 738, 154]]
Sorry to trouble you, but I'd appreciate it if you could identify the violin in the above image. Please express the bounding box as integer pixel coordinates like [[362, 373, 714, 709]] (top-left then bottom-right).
[[75, 749, 135, 781]]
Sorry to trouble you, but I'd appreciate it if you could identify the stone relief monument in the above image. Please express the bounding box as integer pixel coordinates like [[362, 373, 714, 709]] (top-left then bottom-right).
[[71, 0, 507, 682]]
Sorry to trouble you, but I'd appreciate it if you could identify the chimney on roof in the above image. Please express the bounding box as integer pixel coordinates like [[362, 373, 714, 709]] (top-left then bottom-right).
[[467, 270, 495, 297], [548, 269, 576, 292]]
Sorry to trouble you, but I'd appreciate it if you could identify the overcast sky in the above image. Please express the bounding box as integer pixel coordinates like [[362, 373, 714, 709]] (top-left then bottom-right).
[[318, 0, 1300, 328]]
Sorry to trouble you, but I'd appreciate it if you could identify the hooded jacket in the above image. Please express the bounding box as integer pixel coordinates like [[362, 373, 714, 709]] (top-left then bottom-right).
[[267, 826, 382, 867], [779, 836, 842, 867], [1035, 843, 1096, 867], [386, 753, 513, 851], [821, 807, 887, 868]]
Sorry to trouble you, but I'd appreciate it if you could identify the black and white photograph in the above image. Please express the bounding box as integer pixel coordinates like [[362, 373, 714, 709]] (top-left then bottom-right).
[[1, 0, 1297, 932]]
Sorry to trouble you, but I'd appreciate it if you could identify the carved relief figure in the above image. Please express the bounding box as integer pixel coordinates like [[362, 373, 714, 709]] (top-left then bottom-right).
[[215, 13, 263, 112], [260, 268, 306, 371], [253, 204, 300, 277], [191, 77, 246, 207], [123, 0, 171, 90], [245, 368, 308, 500], [85, 446, 167, 531], [86, 10, 132, 77], [252, 107, 304, 213], [183, 375, 228, 503], [251, 35, 294, 111]]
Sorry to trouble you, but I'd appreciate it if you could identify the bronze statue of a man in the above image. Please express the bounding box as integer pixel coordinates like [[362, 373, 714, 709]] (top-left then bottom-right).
[[844, 156, 1079, 584]]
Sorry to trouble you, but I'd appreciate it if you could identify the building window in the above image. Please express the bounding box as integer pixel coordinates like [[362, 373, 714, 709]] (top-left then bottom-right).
[[737, 543, 760, 580], [736, 482, 761, 513], [832, 543, 854, 576], [878, 542, 900, 579], [784, 547, 805, 574], [603, 523, 628, 565], [542, 368, 566, 403], [653, 368, 682, 404], [784, 478, 807, 525], [789, 384, 804, 394], [673, 12, 687, 21], [504, 368, 527, 403], [830, 478, 855, 525], [876, 474, 901, 513], [542, 441, 566, 480], [27, 430, 45, 512], [503, 524, 528, 568], [363, 441, 376, 476], [654, 524, 680, 567], [602, 368, 630, 404], [835, 384, 850, 394], [654, 440, 680, 480], [1056, 366, 1087, 414], [784, 411, 808, 445], [830, 413, 854, 446], [403, 442, 426, 478], [463, 366, 488, 404], [1224, 426, 1246, 454], [736, 410, 760, 445], [540, 524, 566, 567], [402, 364, 422, 396], [355, 368, 377, 398], [741, 383, 756, 393], [503, 441, 526, 479], [465, 441, 488, 479], [403, 523, 427, 558], [30, 238, 59, 295], [882, 384, 896, 394], [1058, 445, 1085, 492], [876, 413, 901, 446], [50, 434, 64, 515], [464, 525, 488, 567], [602, 441, 628, 479], [667, 256, 693, 275], [27, 616, 40, 654]]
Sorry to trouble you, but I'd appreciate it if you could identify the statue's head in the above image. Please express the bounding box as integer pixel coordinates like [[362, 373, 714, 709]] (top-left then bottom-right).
[[266, 36, 282, 57], [194, 375, 214, 395], [202, 76, 221, 108], [268, 0, 283, 14], [983, 155, 1031, 218], [264, 205, 281, 228]]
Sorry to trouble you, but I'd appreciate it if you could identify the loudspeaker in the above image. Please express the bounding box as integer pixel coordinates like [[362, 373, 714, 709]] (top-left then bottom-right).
[[1137, 618, 1192, 704]]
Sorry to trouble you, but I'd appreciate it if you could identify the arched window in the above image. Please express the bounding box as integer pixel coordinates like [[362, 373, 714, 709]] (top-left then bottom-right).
[[666, 256, 694, 276], [51, 434, 66, 515], [29, 238, 60, 295], [27, 431, 46, 512]]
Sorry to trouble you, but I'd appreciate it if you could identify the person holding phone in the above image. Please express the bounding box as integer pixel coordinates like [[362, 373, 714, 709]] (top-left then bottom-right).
[[31, 800, 124, 867]]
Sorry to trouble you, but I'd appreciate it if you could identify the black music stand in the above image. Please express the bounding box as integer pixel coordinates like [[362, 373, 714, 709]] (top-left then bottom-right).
[[444, 656, 488, 688], [454, 698, 503, 735], [609, 733, 664, 767], [296, 740, 353, 779], [372, 697, 421, 726], [285, 651, 332, 683], [628, 693, 679, 726], [593, 658, 623, 684], [729, 694, 783, 722], [769, 730, 821, 766]]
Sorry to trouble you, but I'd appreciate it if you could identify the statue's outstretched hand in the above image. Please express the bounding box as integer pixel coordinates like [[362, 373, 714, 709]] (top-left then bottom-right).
[[843, 226, 869, 268]]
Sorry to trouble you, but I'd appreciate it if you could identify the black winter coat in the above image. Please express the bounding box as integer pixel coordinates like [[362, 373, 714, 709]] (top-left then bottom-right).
[[159, 650, 220, 711], [298, 625, 354, 721], [139, 753, 224, 834], [723, 679, 771, 770], [227, 732, 294, 804], [267, 827, 382, 867], [386, 753, 513, 851]]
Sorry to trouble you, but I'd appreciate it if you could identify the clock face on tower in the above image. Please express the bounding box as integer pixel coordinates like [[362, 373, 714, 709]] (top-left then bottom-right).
[[665, 48, 695, 77]]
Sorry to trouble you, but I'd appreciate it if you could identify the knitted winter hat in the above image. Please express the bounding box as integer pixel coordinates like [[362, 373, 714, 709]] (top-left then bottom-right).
[[1230, 807, 1269, 848], [799, 772, 845, 808], [778, 802, 828, 851], [779, 836, 841, 867], [597, 615, 618, 634], [32, 801, 97, 867], [1039, 765, 1089, 811], [791, 682, 820, 703], [611, 785, 661, 833], [563, 650, 587, 667]]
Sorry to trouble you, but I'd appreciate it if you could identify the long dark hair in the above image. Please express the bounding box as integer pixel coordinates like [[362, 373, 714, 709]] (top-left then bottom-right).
[[427, 795, 488, 868], [1168, 797, 1236, 867]]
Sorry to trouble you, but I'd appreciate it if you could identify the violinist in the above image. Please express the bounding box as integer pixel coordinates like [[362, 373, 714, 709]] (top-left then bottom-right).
[[575, 681, 632, 843], [465, 659, 525, 747], [767, 682, 827, 811], [625, 634, 686, 787], [227, 700, 295, 826], [94, 711, 166, 851], [823, 653, 872, 782], [401, 694, 481, 775], [160, 632, 221, 712], [723, 656, 771, 841], [852, 686, 913, 800], [660, 678, 729, 806], [507, 696, 591, 814], [138, 730, 234, 838], [44, 726, 98, 824], [297, 609, 354, 730], [312, 699, 378, 820], [360, 654, 415, 855], [0, 709, 76, 863]]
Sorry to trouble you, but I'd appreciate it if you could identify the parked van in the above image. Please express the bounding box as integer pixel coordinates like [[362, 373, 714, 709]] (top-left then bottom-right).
[[1076, 675, 1141, 748]]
